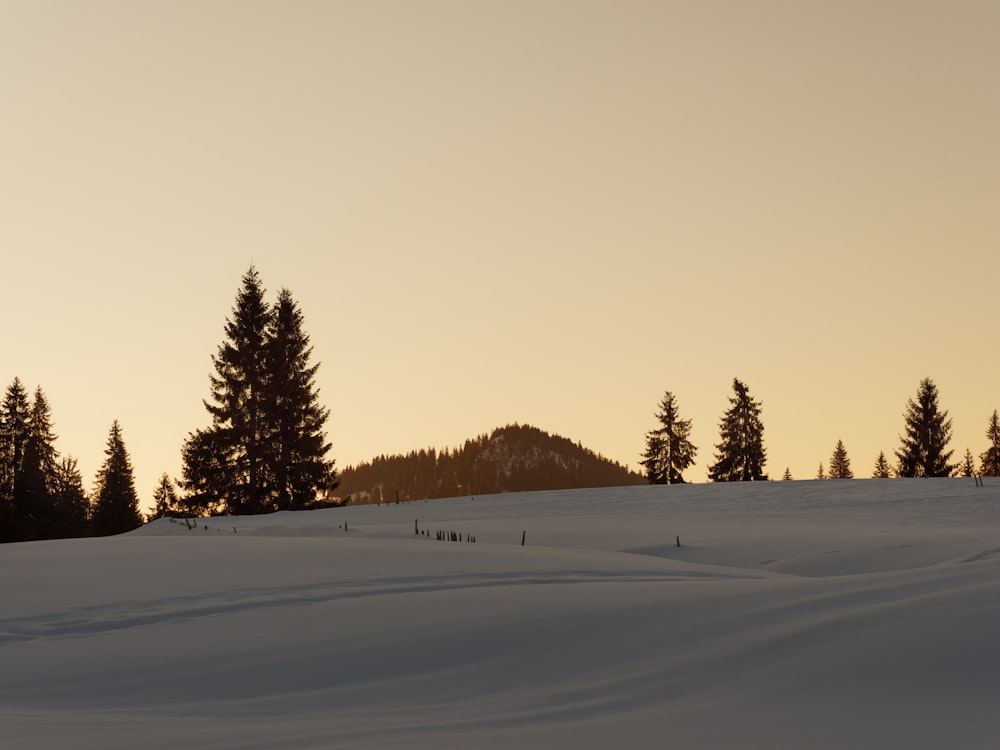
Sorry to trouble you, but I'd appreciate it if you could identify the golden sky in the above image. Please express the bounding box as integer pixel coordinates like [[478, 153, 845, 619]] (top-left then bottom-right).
[[2, 0, 998, 506]]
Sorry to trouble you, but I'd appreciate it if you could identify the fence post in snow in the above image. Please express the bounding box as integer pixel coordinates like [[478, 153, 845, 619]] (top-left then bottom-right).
[[676, 535, 681, 547], [521, 530, 526, 546]]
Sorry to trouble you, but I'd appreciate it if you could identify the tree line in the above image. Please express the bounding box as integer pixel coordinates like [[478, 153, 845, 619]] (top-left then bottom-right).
[[641, 377, 1000, 484], [1, 267, 337, 543], [0, 378, 141, 542]]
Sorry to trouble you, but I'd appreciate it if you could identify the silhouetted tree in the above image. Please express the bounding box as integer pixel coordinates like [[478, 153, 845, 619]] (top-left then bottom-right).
[[182, 268, 336, 515], [639, 391, 697, 484], [182, 267, 271, 515], [828, 439, 853, 479], [782, 467, 792, 480], [264, 288, 337, 509], [708, 378, 767, 481], [958, 448, 976, 478], [1, 380, 31, 541], [895, 378, 955, 478], [872, 451, 893, 478], [1, 378, 31, 505], [979, 410, 1000, 477], [51, 456, 90, 537], [148, 473, 181, 520], [91, 421, 142, 536], [15, 388, 61, 539], [816, 462, 826, 480]]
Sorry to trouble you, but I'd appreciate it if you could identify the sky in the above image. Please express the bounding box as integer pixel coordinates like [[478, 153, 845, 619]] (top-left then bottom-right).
[[2, 0, 998, 511]]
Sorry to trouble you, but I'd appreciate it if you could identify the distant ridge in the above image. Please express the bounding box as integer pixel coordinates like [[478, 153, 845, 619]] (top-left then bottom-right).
[[336, 424, 644, 504]]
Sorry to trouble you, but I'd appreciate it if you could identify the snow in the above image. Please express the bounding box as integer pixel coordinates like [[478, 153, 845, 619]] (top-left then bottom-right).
[[2, 478, 1000, 749]]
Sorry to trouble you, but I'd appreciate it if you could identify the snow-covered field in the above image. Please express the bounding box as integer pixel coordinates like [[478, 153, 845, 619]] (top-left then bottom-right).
[[3, 478, 1000, 749]]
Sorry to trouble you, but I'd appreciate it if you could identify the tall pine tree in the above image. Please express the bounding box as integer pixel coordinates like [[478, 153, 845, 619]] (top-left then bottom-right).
[[264, 288, 337, 509], [15, 387, 61, 539], [979, 410, 1000, 477], [91, 421, 142, 536], [708, 378, 767, 482], [1, 378, 31, 505], [828, 439, 853, 479], [895, 378, 956, 478], [182, 269, 336, 515], [183, 267, 271, 515], [639, 391, 697, 484]]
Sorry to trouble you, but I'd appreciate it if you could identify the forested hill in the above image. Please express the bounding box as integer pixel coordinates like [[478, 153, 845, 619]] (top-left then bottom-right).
[[337, 424, 645, 504]]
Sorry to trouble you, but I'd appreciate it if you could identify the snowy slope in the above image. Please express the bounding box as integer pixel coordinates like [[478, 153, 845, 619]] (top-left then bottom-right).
[[2, 478, 999, 749]]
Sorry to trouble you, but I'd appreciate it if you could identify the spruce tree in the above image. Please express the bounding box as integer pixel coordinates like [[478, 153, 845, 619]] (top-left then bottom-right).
[[708, 378, 767, 482], [91, 421, 142, 536], [148, 473, 181, 520], [979, 410, 1000, 477], [816, 462, 826, 480], [264, 288, 337, 508], [639, 391, 697, 484], [958, 448, 976, 478], [1, 379, 32, 541], [1, 378, 31, 504], [15, 388, 61, 539], [872, 451, 893, 478], [51, 457, 90, 538], [828, 439, 853, 479], [182, 269, 337, 515], [182, 267, 271, 515], [782, 467, 792, 480], [895, 378, 956, 478]]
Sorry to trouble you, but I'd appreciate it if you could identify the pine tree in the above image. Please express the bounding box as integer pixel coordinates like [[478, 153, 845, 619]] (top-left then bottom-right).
[[182, 268, 337, 515], [15, 387, 61, 539], [182, 267, 271, 515], [148, 473, 181, 520], [979, 410, 1000, 477], [782, 467, 792, 480], [1, 378, 31, 504], [51, 456, 90, 538], [872, 451, 893, 478], [708, 378, 767, 482], [958, 448, 976, 478], [895, 378, 956, 478], [816, 462, 826, 480], [639, 391, 697, 484], [1, 379, 33, 541], [91, 421, 142, 536], [828, 439, 853, 479], [264, 288, 337, 508]]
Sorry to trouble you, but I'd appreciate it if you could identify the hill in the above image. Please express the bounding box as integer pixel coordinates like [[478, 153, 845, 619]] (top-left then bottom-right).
[[335, 423, 644, 503]]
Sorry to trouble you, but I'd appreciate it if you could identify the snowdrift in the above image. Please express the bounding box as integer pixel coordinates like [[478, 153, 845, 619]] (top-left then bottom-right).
[[2, 478, 999, 749]]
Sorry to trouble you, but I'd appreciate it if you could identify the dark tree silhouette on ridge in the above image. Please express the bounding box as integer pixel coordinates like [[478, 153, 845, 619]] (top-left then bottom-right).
[[181, 267, 336, 515], [828, 439, 853, 479], [980, 410, 1000, 477], [895, 378, 955, 478], [640, 391, 697, 485], [708, 378, 767, 482], [91, 421, 142, 536]]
